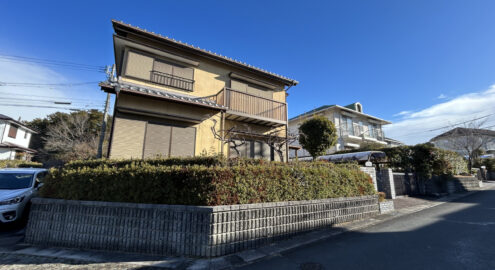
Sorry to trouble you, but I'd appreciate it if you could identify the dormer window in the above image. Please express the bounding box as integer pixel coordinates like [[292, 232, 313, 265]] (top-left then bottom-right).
[[356, 103, 362, 113]]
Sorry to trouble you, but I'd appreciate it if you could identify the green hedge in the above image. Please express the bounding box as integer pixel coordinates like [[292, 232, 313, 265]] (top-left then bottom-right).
[[0, 160, 44, 168], [40, 161, 375, 206], [336, 143, 468, 178], [63, 156, 225, 170]]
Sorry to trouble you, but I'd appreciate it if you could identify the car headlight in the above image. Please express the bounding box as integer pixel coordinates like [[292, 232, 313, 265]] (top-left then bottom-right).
[[0, 196, 25, 205]]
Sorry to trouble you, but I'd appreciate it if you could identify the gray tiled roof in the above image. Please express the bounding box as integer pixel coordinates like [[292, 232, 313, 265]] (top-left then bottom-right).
[[100, 81, 226, 110], [112, 20, 299, 85]]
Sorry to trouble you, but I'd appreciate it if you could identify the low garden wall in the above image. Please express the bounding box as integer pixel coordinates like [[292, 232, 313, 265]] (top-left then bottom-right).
[[425, 176, 481, 195], [25, 195, 378, 257]]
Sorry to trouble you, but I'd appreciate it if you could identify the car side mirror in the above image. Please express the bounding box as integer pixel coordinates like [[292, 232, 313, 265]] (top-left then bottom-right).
[[35, 182, 44, 189]]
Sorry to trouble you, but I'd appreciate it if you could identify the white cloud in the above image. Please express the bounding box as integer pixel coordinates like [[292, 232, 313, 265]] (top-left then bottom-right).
[[384, 84, 495, 145], [393, 110, 413, 117], [0, 60, 71, 121], [437, 93, 447, 99]]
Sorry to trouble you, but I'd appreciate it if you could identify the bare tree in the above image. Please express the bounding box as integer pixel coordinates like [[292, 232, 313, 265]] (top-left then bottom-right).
[[439, 120, 495, 172], [44, 113, 99, 162], [210, 118, 295, 161]]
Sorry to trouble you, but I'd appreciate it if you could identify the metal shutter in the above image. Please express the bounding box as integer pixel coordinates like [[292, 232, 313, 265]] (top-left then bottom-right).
[[153, 60, 173, 74], [173, 65, 194, 80], [111, 115, 146, 159], [143, 123, 172, 158], [125, 51, 154, 80], [170, 126, 196, 157]]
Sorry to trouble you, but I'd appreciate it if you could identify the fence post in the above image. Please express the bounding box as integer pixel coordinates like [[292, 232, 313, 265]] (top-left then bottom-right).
[[379, 168, 396, 199], [360, 166, 378, 192]]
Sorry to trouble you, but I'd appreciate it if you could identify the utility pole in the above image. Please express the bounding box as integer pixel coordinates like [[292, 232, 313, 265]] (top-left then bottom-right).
[[97, 64, 115, 158]]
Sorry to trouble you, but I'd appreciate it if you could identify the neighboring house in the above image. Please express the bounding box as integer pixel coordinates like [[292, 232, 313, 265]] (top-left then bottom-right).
[[289, 102, 391, 158], [101, 20, 298, 161], [430, 127, 495, 155], [384, 137, 405, 148], [0, 114, 37, 160]]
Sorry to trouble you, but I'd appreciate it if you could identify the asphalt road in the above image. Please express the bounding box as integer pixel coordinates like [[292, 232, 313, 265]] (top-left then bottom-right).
[[242, 189, 495, 270]]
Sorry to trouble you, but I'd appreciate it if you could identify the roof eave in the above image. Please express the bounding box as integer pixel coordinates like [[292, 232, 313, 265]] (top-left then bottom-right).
[[111, 20, 298, 87]]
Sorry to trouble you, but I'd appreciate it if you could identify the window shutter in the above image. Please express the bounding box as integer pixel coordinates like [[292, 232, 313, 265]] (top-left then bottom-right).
[[143, 123, 172, 158], [170, 126, 196, 157], [172, 66, 194, 80], [153, 60, 173, 74]]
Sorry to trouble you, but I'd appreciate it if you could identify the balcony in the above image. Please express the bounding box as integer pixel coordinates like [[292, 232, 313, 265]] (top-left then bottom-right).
[[150, 70, 194, 91], [214, 87, 287, 127], [341, 123, 386, 143]]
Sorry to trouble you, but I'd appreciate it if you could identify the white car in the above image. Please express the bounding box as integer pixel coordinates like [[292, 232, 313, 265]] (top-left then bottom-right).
[[0, 168, 47, 223]]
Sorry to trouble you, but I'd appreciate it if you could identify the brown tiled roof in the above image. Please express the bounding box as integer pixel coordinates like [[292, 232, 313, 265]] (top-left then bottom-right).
[[112, 20, 299, 86], [99, 81, 226, 110]]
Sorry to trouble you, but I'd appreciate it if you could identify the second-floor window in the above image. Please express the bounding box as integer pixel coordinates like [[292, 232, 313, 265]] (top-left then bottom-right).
[[342, 116, 354, 136], [151, 60, 194, 91], [8, 125, 17, 139]]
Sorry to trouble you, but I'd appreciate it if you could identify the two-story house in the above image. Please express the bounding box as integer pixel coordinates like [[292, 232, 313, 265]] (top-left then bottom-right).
[[0, 114, 37, 160], [430, 127, 495, 156], [101, 20, 298, 161], [289, 102, 391, 158]]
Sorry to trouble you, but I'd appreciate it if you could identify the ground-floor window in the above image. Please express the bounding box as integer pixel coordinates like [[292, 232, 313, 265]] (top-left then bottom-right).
[[229, 140, 274, 160]]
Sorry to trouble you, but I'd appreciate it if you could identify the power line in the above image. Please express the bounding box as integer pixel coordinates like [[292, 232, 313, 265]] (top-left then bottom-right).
[[427, 113, 495, 132], [0, 97, 104, 107], [0, 54, 106, 72], [0, 103, 103, 111], [0, 81, 100, 88], [387, 113, 495, 139], [0, 91, 103, 102]]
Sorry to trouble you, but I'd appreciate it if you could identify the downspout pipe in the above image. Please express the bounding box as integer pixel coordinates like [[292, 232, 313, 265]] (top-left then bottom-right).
[[284, 82, 296, 162]]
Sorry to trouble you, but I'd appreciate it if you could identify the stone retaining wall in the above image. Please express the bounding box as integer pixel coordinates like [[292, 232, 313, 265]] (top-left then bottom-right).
[[425, 176, 481, 195], [26, 196, 378, 257]]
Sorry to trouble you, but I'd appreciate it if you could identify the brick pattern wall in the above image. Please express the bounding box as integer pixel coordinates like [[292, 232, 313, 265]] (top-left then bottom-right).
[[26, 196, 378, 257], [360, 167, 378, 191]]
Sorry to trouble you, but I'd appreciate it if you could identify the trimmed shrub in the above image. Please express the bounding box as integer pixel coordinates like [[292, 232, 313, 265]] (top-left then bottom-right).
[[0, 160, 43, 168], [64, 155, 226, 170], [378, 192, 386, 202], [40, 161, 375, 206], [335, 143, 468, 178]]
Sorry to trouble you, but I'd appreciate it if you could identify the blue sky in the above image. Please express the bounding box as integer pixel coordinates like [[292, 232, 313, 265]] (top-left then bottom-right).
[[1, 0, 495, 144]]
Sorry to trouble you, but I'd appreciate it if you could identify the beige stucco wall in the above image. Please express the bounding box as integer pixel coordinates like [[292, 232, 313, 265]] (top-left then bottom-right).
[[120, 37, 287, 104]]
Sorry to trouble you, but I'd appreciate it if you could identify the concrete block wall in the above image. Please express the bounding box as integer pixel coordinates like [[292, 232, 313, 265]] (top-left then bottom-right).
[[26, 196, 378, 257], [378, 169, 396, 199], [360, 166, 378, 191]]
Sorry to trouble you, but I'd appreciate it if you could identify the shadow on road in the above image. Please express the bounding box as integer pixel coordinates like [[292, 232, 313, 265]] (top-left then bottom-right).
[[242, 189, 495, 270]]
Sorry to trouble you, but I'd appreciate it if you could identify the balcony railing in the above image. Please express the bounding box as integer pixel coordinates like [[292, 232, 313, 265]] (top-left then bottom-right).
[[150, 70, 194, 91], [340, 123, 385, 141], [214, 87, 287, 123]]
